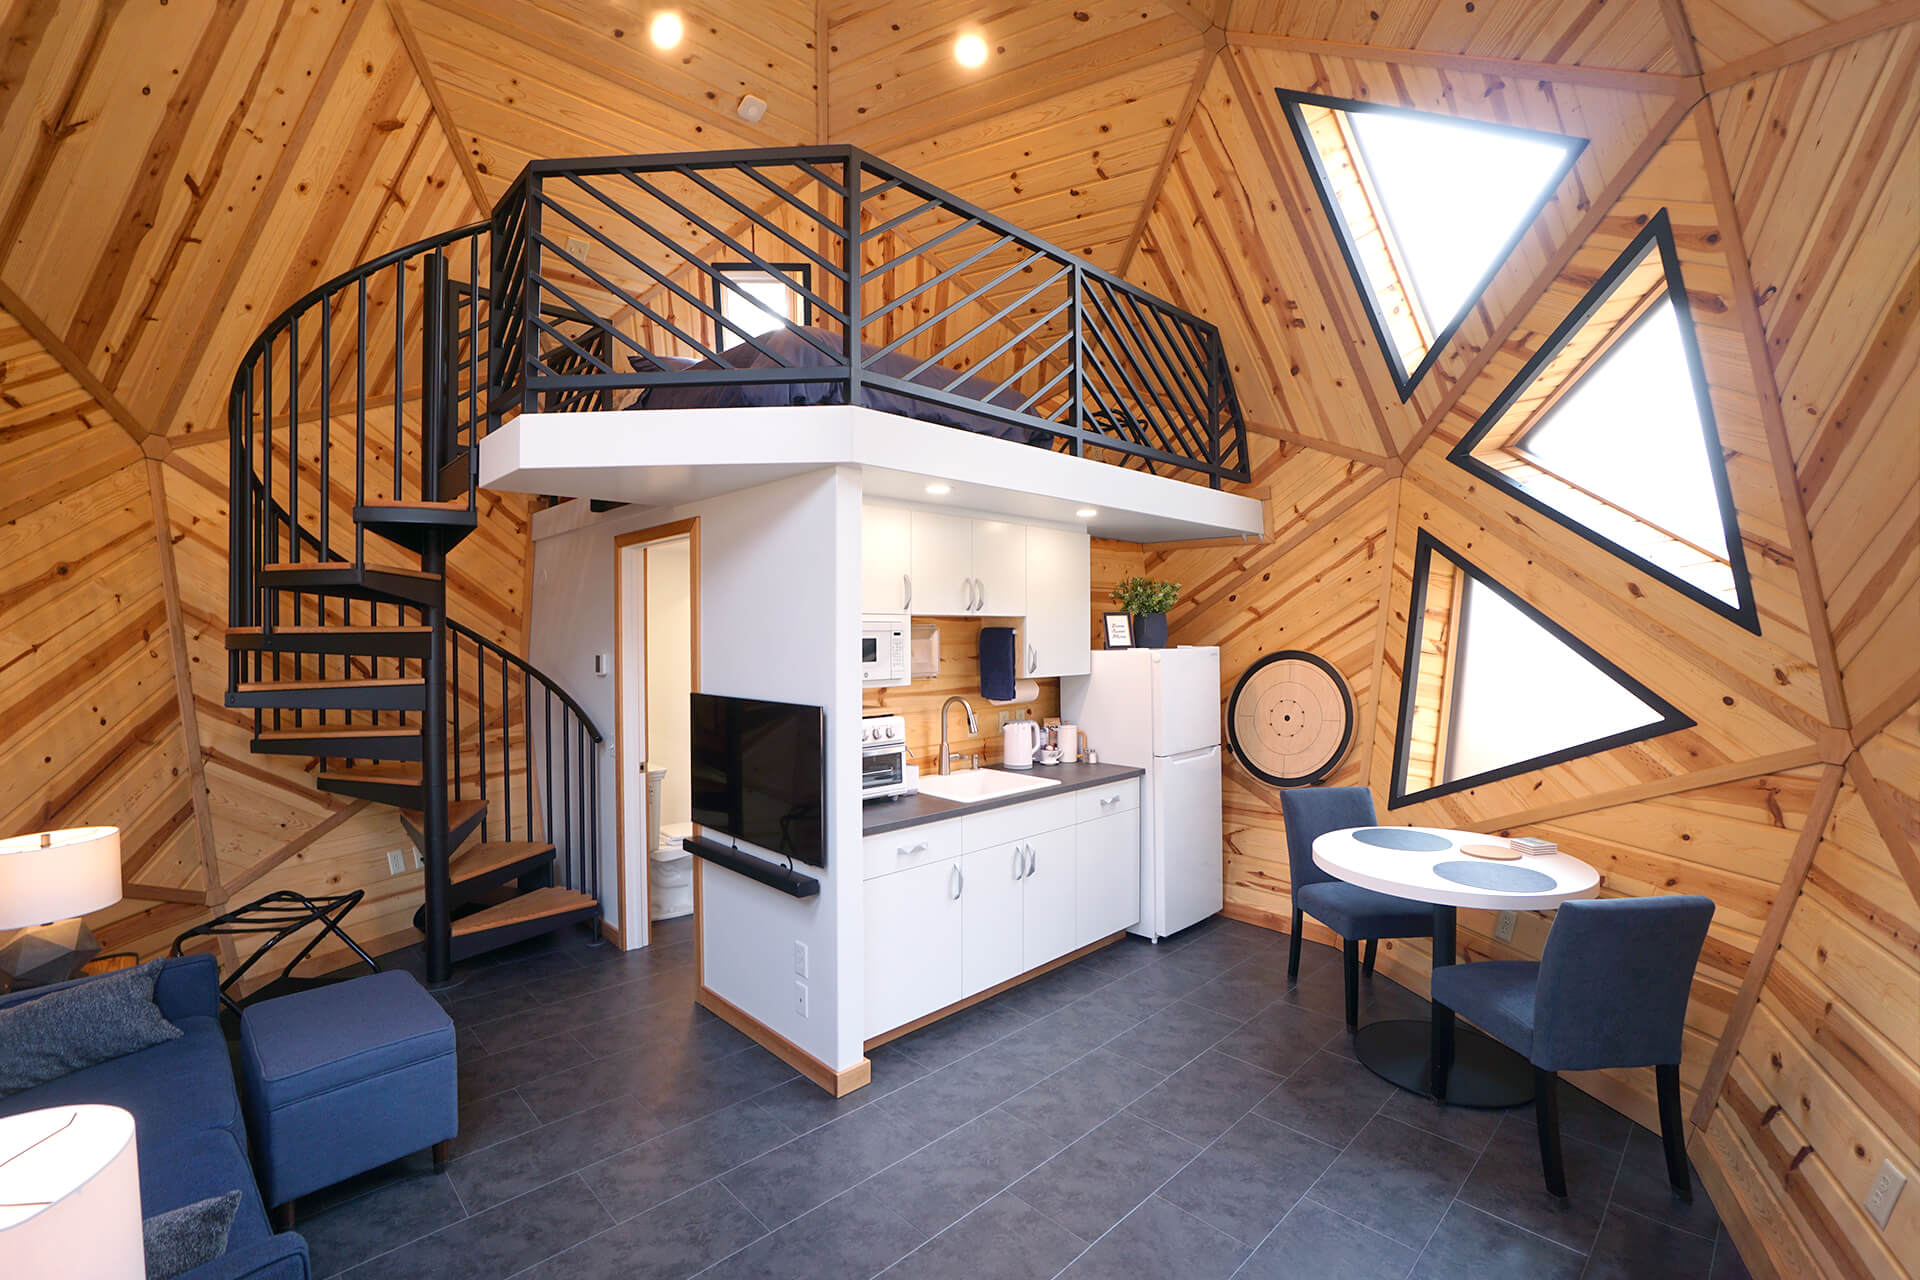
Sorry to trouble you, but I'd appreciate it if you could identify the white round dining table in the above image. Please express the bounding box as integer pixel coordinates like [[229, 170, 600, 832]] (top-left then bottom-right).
[[1312, 825, 1601, 1107]]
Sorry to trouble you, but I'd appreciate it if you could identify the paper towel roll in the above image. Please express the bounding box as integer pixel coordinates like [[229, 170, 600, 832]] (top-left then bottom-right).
[[987, 679, 1041, 706]]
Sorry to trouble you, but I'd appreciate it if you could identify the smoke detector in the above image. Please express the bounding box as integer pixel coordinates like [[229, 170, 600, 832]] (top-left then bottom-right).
[[737, 94, 768, 124]]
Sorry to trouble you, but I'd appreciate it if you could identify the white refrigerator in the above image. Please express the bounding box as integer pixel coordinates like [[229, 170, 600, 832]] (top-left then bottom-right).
[[1062, 646, 1224, 940]]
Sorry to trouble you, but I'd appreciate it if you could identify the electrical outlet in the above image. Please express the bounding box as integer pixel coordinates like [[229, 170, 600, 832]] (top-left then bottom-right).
[[998, 710, 1011, 729], [385, 849, 406, 876], [793, 941, 808, 978], [794, 981, 808, 1018], [564, 235, 592, 259], [413, 849, 425, 870], [1865, 1159, 1906, 1230], [1494, 911, 1517, 943]]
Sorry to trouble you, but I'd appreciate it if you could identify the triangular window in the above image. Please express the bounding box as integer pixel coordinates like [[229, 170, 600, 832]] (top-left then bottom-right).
[[1447, 210, 1758, 632], [1392, 531, 1694, 807], [1277, 89, 1585, 400]]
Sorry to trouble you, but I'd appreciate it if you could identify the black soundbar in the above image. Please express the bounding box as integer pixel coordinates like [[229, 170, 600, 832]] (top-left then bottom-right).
[[685, 835, 821, 899]]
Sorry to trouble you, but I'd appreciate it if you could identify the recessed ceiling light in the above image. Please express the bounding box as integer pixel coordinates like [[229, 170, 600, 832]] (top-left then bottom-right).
[[1075, 508, 1098, 518], [954, 33, 988, 69], [925, 483, 951, 496], [649, 11, 683, 49]]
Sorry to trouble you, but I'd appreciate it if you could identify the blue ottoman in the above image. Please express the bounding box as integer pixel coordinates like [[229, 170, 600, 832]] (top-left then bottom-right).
[[239, 969, 457, 1220]]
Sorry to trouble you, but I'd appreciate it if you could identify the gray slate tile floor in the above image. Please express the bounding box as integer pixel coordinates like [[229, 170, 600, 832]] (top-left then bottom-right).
[[299, 915, 1754, 1280]]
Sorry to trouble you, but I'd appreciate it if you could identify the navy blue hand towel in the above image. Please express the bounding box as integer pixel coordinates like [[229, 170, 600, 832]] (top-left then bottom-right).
[[979, 626, 1017, 701]]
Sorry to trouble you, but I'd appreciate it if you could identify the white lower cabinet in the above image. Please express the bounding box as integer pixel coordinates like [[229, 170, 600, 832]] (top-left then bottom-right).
[[865, 778, 1142, 1038], [864, 858, 964, 1034], [1020, 827, 1079, 969], [960, 843, 1026, 994], [1075, 809, 1141, 943]]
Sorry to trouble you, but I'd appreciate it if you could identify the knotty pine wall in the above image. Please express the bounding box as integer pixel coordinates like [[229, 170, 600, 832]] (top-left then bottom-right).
[[1130, 21, 1918, 1280]]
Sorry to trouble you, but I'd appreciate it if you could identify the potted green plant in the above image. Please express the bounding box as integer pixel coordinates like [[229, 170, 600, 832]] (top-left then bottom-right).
[[1110, 576, 1180, 649]]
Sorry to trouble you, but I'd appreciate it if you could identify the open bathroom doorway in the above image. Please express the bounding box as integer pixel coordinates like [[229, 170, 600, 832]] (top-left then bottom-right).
[[614, 518, 699, 949]]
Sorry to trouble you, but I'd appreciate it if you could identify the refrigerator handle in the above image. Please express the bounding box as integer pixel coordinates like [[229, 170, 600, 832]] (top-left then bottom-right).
[[1159, 745, 1221, 763]]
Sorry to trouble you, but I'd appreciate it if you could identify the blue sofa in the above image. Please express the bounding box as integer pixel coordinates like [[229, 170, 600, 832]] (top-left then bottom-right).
[[0, 955, 309, 1279]]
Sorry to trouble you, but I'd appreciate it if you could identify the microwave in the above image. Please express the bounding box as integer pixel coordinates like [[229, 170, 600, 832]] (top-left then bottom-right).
[[862, 613, 910, 687]]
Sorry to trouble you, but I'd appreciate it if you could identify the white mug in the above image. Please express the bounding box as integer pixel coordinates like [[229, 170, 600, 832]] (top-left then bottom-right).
[[1054, 723, 1080, 763]]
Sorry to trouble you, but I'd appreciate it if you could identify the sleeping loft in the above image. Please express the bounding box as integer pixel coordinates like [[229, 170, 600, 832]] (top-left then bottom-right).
[[2, 6, 1915, 1280]]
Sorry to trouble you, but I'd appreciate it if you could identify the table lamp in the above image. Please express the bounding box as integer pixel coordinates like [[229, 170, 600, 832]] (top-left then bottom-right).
[[0, 826, 123, 988], [0, 1104, 145, 1278]]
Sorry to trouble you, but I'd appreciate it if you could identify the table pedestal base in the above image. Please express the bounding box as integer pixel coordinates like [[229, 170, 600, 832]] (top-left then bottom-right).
[[1353, 1019, 1534, 1109]]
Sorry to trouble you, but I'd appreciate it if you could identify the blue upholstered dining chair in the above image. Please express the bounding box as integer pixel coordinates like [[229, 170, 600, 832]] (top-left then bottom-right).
[[1280, 787, 1435, 1030], [1430, 895, 1715, 1202]]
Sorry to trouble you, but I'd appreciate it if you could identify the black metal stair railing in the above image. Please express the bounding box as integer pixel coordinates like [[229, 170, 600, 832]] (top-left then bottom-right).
[[484, 145, 1250, 488], [447, 619, 603, 912]]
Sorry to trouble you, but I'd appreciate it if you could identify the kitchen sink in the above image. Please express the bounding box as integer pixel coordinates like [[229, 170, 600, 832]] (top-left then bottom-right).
[[916, 769, 1063, 803]]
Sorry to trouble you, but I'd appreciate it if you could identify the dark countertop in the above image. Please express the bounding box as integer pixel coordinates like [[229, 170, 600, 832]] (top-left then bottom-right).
[[863, 761, 1146, 836]]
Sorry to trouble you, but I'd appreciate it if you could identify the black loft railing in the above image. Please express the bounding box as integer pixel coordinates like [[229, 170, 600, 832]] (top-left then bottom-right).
[[487, 146, 1251, 487], [449, 619, 603, 912]]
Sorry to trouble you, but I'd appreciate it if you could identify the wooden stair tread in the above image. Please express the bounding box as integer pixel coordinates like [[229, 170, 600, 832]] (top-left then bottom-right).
[[400, 797, 487, 831], [451, 841, 554, 882], [255, 725, 418, 740], [451, 887, 594, 936], [359, 499, 471, 511], [235, 677, 423, 692], [319, 766, 422, 784], [228, 625, 432, 638], [260, 561, 441, 580]]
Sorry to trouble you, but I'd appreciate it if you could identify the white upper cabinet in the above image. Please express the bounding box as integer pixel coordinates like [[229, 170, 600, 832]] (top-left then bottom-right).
[[970, 520, 1026, 617], [1022, 524, 1091, 678], [908, 508, 974, 615], [862, 502, 913, 613]]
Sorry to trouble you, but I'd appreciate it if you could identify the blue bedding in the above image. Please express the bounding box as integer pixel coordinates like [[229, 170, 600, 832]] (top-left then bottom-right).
[[633, 326, 1054, 447]]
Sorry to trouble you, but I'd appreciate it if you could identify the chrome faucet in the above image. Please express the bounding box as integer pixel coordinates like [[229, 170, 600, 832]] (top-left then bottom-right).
[[939, 696, 977, 776]]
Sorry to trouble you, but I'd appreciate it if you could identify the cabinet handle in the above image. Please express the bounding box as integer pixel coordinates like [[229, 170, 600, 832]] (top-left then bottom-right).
[[899, 841, 928, 856], [1100, 795, 1119, 808], [1027, 643, 1037, 674], [974, 578, 985, 612], [1026, 846, 1037, 877], [962, 578, 975, 611], [902, 573, 912, 611], [1011, 847, 1024, 880], [950, 864, 962, 899]]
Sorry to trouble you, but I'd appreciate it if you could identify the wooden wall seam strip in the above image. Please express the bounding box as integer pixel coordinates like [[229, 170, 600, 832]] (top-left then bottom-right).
[[1657, 0, 1704, 77], [1692, 98, 1852, 734], [1217, 45, 1399, 456], [1398, 89, 1700, 462], [1354, 477, 1404, 780], [812, 0, 829, 144], [387, 0, 488, 210], [0, 277, 148, 442], [1223, 28, 1693, 94], [150, 0, 376, 438], [1699, 0, 1920, 92], [144, 457, 225, 904], [1689, 761, 1846, 1128], [1118, 28, 1225, 278], [1843, 752, 1920, 901]]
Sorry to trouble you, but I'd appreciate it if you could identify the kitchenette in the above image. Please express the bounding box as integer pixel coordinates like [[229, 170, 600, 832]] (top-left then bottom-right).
[[858, 497, 1225, 1045]]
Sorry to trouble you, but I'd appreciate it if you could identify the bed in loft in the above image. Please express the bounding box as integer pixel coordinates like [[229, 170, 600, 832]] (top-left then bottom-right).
[[542, 325, 1053, 447], [488, 146, 1249, 488]]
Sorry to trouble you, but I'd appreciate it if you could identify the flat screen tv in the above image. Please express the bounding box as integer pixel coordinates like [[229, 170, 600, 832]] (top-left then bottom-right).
[[690, 692, 827, 868]]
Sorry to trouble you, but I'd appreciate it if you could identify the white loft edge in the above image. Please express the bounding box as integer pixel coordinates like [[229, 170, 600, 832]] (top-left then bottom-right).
[[482, 405, 1264, 544]]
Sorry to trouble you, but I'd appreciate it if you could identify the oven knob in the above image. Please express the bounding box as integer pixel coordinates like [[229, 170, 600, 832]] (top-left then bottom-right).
[[884, 725, 898, 739]]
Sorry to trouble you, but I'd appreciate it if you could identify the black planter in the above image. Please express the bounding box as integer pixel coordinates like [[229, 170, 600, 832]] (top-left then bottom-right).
[[1134, 612, 1169, 648]]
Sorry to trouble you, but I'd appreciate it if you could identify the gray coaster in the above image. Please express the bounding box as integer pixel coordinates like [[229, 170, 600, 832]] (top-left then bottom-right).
[[1352, 827, 1453, 852], [1431, 860, 1557, 892]]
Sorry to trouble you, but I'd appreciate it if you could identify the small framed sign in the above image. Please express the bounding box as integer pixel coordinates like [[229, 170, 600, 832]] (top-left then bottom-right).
[[1102, 612, 1134, 649]]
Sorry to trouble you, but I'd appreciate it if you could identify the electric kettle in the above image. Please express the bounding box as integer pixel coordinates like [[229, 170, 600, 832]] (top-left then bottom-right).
[[1001, 720, 1043, 770]]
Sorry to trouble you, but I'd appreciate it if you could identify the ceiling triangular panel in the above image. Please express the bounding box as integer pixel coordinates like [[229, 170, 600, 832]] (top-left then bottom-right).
[[1277, 89, 1584, 400], [1447, 208, 1759, 632], [1390, 529, 1693, 807]]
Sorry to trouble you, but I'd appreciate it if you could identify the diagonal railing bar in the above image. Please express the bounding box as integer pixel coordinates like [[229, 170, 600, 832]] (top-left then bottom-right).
[[862, 225, 1016, 325], [530, 312, 615, 376], [787, 157, 850, 197], [1095, 284, 1212, 461], [536, 191, 795, 364], [675, 166, 844, 282], [942, 299, 1073, 396], [609, 169, 847, 359], [857, 174, 909, 204], [860, 192, 944, 245], [733, 164, 849, 249], [902, 264, 1073, 383], [1079, 305, 1187, 455], [866, 244, 1055, 366]]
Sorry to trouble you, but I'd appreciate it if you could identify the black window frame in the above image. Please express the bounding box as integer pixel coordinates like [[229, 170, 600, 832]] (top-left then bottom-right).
[[709, 261, 814, 348]]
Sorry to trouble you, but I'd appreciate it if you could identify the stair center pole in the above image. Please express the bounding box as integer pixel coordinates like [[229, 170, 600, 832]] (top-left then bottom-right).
[[421, 537, 452, 986]]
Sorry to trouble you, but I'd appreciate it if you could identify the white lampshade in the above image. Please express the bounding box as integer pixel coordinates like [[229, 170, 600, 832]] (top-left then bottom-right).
[[0, 1105, 145, 1278], [0, 827, 122, 929]]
